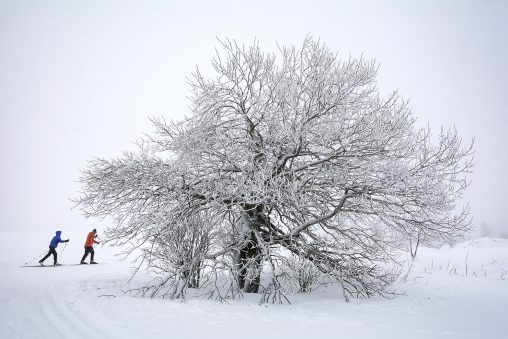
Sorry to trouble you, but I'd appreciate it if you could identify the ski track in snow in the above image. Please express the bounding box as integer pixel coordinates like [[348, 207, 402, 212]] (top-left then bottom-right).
[[0, 263, 131, 339], [40, 284, 88, 339]]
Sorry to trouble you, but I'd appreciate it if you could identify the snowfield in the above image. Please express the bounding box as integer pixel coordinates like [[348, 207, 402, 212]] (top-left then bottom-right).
[[0, 230, 507, 339]]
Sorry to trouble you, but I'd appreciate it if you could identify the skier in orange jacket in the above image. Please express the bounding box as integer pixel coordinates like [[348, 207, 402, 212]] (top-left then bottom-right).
[[80, 229, 100, 264]]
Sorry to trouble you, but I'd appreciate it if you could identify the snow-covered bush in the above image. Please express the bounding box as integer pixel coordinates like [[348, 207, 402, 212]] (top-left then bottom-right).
[[281, 255, 323, 293]]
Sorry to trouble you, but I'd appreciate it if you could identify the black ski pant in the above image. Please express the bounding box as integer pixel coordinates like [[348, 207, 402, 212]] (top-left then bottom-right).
[[81, 246, 94, 262], [40, 246, 57, 265]]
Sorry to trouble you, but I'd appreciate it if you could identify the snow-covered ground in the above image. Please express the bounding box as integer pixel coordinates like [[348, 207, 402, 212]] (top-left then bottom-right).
[[0, 230, 507, 339]]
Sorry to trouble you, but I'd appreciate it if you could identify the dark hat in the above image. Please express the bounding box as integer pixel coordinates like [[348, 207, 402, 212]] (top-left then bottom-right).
[[92, 229, 97, 233]]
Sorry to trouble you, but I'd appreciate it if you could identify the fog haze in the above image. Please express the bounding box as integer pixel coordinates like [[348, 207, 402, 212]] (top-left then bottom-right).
[[1, 0, 507, 235]]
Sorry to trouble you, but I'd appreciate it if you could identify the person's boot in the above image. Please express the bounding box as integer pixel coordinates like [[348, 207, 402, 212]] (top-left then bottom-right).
[[39, 260, 44, 266], [80, 261, 88, 264], [90, 261, 98, 264]]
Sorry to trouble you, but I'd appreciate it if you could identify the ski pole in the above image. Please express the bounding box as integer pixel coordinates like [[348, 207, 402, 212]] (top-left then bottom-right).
[[24, 251, 48, 265], [61, 242, 68, 253]]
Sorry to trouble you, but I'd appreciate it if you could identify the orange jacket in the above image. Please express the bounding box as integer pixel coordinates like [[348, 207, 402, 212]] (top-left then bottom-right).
[[84, 232, 100, 247]]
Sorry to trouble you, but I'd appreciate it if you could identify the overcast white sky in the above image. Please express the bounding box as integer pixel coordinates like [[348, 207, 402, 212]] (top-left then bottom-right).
[[1, 0, 507, 235]]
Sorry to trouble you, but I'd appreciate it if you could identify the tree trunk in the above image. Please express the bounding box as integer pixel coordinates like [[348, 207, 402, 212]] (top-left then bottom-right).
[[233, 209, 263, 293], [181, 260, 201, 288], [234, 232, 262, 293]]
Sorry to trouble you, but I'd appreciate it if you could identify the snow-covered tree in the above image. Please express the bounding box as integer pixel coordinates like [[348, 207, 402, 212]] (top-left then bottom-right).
[[76, 37, 473, 301]]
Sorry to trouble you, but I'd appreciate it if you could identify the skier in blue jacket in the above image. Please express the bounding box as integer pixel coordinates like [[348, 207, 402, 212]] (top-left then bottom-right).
[[39, 231, 69, 266]]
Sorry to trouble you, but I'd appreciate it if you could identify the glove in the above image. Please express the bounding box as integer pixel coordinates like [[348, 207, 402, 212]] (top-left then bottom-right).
[[65, 239, 70, 242]]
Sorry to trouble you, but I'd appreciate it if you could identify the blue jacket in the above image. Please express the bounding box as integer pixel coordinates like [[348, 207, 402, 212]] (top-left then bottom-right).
[[49, 231, 65, 248]]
